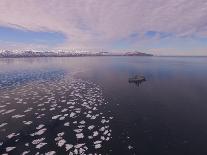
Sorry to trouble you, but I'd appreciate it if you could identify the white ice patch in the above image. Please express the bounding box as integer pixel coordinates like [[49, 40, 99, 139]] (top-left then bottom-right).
[[70, 112, 76, 118], [76, 133, 84, 139], [128, 145, 133, 150], [79, 120, 85, 124], [32, 138, 45, 145], [94, 143, 102, 149], [65, 144, 73, 151], [59, 116, 65, 120], [57, 139, 66, 147], [94, 141, 102, 144], [36, 124, 45, 130], [57, 132, 64, 137], [74, 129, 83, 133], [74, 143, 85, 149], [64, 122, 70, 126], [45, 151, 56, 155], [88, 125, 95, 130], [6, 147, 16, 152], [3, 109, 16, 114], [7, 133, 19, 139], [22, 150, 30, 155], [0, 122, 8, 128], [36, 142, 47, 149], [52, 115, 61, 120], [0, 105, 6, 108], [23, 121, 32, 125], [61, 108, 68, 112], [93, 131, 99, 137], [30, 128, 47, 136]]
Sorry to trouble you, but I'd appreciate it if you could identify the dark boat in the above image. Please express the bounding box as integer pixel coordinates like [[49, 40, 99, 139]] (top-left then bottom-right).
[[128, 75, 146, 86], [128, 75, 146, 82]]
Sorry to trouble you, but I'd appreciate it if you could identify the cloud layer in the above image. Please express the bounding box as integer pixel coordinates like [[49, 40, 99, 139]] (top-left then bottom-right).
[[0, 0, 207, 53]]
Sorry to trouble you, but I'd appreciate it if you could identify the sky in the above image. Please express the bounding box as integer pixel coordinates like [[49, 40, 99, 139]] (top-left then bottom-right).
[[0, 0, 207, 55]]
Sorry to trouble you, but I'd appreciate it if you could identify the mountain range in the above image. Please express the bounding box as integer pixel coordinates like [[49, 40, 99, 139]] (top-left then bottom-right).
[[0, 50, 153, 58]]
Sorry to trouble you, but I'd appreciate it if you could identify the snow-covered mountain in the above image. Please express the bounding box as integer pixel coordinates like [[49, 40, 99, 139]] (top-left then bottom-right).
[[0, 50, 153, 57]]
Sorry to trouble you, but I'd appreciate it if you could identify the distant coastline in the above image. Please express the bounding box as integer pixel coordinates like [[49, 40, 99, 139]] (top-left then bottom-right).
[[0, 50, 153, 58]]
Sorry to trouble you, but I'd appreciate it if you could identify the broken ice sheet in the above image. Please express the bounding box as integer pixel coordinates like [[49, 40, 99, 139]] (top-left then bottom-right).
[[0, 76, 114, 154]]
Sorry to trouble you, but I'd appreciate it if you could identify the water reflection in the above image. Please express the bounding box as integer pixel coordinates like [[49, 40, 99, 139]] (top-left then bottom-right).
[[0, 57, 207, 155]]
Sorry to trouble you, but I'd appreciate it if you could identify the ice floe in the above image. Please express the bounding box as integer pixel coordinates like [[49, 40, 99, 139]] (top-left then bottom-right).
[[0, 74, 114, 154]]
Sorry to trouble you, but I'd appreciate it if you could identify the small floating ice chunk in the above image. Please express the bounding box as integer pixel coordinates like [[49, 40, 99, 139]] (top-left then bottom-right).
[[74, 143, 85, 149], [61, 108, 68, 112], [88, 125, 95, 130], [94, 141, 102, 144], [32, 138, 45, 145], [0, 105, 6, 108], [0, 109, 6, 114], [36, 124, 45, 130], [7, 133, 19, 139], [64, 122, 70, 126], [94, 143, 102, 149], [93, 131, 99, 137], [86, 114, 91, 118], [24, 108, 33, 113], [99, 127, 105, 132], [76, 133, 84, 139], [79, 148, 85, 154], [52, 115, 61, 119], [25, 143, 29, 147], [91, 115, 96, 119], [55, 136, 62, 141], [106, 137, 110, 141], [68, 106, 74, 109], [22, 150, 30, 155], [101, 119, 106, 124], [101, 136, 105, 140], [37, 103, 44, 107], [103, 130, 109, 135], [36, 142, 47, 149], [0, 122, 8, 128], [30, 128, 47, 136], [74, 148, 78, 154], [59, 116, 65, 120], [70, 112, 76, 118], [57, 132, 64, 137], [74, 129, 83, 133], [49, 108, 55, 111], [23, 121, 32, 125], [128, 145, 133, 150], [79, 120, 85, 124], [6, 146, 16, 152], [65, 144, 73, 151], [57, 139, 66, 147], [3, 109, 16, 114], [45, 151, 56, 155], [78, 125, 85, 128]]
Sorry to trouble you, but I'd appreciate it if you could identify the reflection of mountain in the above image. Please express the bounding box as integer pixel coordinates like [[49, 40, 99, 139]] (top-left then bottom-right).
[[0, 50, 153, 58], [0, 70, 65, 89]]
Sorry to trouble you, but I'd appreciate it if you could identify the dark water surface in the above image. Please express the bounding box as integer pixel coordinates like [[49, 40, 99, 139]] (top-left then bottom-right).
[[0, 57, 207, 155]]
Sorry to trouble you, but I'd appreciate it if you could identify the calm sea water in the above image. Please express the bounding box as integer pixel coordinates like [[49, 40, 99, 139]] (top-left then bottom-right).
[[0, 57, 207, 155]]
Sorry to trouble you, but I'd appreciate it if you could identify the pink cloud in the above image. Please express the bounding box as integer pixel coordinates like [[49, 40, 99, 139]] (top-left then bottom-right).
[[0, 0, 207, 50]]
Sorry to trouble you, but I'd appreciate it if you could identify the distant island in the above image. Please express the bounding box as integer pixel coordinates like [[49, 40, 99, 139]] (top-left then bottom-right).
[[0, 50, 153, 58]]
